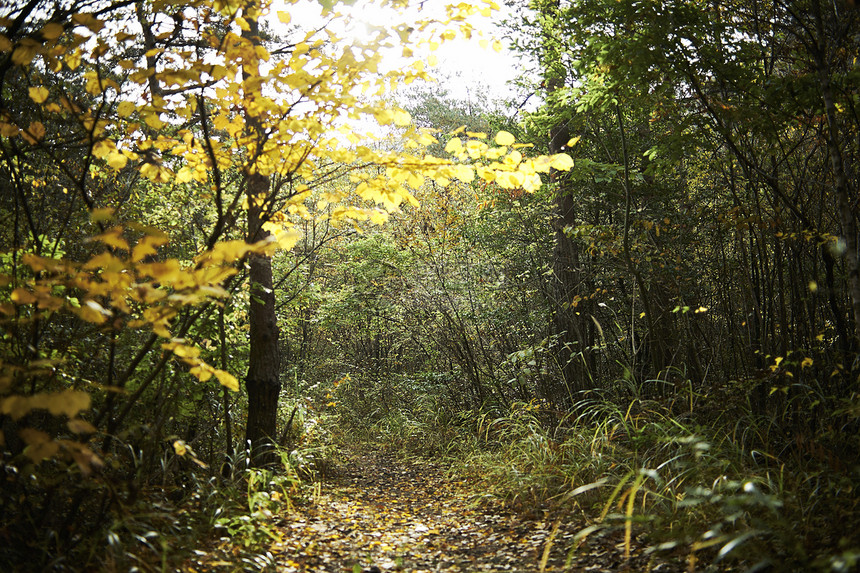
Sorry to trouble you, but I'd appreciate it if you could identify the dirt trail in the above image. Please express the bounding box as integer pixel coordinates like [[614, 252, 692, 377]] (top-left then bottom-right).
[[263, 450, 683, 573]]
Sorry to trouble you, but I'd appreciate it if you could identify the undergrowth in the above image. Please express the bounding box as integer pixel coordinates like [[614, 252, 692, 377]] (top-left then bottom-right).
[[346, 384, 860, 572], [0, 406, 341, 573]]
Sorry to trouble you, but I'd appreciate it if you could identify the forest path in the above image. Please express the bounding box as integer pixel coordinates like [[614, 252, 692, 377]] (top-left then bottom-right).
[[262, 449, 682, 573]]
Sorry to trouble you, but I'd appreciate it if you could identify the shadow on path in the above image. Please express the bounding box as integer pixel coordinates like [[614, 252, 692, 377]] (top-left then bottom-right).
[[266, 450, 686, 572]]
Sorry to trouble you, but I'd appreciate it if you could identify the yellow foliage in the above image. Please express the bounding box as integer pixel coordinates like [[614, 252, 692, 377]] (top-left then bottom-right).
[[40, 23, 64, 41], [550, 153, 574, 171], [0, 0, 579, 472], [495, 131, 515, 146], [21, 121, 46, 144], [1, 390, 91, 420], [28, 86, 49, 103], [11, 38, 41, 66]]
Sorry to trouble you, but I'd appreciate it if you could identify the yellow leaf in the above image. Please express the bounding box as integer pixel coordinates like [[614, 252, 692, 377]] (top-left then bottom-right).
[[369, 210, 388, 225], [453, 164, 474, 183], [445, 138, 463, 154], [393, 110, 412, 126], [68, 443, 103, 475], [275, 228, 301, 250], [495, 131, 515, 146], [22, 121, 46, 144], [71, 13, 104, 33], [28, 86, 49, 103], [76, 300, 111, 323], [214, 370, 239, 392], [801, 357, 813, 368], [2, 390, 92, 420], [65, 48, 82, 70], [11, 288, 37, 305], [0, 121, 19, 137], [140, 162, 173, 183], [277, 11, 291, 24], [92, 139, 114, 158], [143, 113, 164, 130], [20, 429, 59, 463], [189, 365, 213, 382], [41, 390, 91, 418], [132, 234, 168, 262], [549, 153, 574, 171], [94, 227, 129, 250], [41, 22, 64, 41], [106, 150, 128, 169], [137, 260, 182, 281], [12, 39, 41, 65], [68, 418, 97, 434], [82, 251, 124, 271], [117, 101, 135, 117], [90, 207, 114, 222], [375, 109, 394, 124], [173, 440, 187, 456]]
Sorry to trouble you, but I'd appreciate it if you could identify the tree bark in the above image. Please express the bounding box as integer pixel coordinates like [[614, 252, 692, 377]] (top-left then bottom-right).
[[242, 15, 281, 467], [536, 0, 589, 401], [244, 171, 281, 467], [811, 0, 860, 360]]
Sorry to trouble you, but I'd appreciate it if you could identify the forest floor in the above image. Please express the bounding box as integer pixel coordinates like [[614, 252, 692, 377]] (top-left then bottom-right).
[[192, 448, 690, 572]]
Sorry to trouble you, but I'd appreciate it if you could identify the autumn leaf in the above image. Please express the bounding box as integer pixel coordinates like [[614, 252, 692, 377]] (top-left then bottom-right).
[[11, 288, 37, 305], [1, 390, 91, 420], [19, 429, 59, 463], [28, 86, 49, 103], [90, 207, 114, 222], [173, 439, 188, 456], [132, 234, 169, 262], [106, 151, 128, 169], [71, 12, 104, 33], [68, 418, 97, 434], [40, 22, 65, 41], [549, 153, 574, 170], [21, 121, 46, 144], [117, 101, 135, 117], [11, 39, 41, 65], [214, 369, 239, 392]]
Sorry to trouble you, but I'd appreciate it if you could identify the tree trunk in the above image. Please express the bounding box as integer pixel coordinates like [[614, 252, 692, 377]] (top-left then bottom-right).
[[537, 0, 591, 401], [811, 0, 860, 363], [242, 16, 281, 467], [244, 172, 281, 467]]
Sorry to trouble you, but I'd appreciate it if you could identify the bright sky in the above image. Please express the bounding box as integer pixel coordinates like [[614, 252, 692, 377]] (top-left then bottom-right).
[[268, 0, 522, 103]]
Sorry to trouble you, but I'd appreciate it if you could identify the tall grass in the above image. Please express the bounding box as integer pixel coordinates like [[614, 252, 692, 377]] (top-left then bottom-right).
[[358, 389, 859, 572]]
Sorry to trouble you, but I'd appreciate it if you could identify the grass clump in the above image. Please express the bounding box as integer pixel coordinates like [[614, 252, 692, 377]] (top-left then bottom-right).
[[354, 389, 858, 572]]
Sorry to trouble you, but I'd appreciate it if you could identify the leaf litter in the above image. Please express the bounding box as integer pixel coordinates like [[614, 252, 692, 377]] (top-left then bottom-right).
[[195, 450, 689, 572]]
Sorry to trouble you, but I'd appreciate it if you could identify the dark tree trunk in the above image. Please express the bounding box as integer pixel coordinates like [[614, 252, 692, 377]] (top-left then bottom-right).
[[244, 172, 281, 467], [536, 0, 590, 402], [242, 16, 281, 467], [811, 0, 860, 364]]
